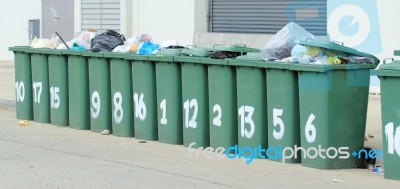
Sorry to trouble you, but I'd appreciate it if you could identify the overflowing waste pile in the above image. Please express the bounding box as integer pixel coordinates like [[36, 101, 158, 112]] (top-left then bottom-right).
[[29, 23, 378, 64]]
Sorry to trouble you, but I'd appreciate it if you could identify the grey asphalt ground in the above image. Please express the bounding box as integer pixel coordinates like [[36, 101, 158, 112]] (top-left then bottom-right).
[[0, 62, 399, 188]]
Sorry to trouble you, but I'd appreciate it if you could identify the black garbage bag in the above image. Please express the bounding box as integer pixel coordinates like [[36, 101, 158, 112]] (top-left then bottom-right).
[[91, 30, 126, 52], [210, 51, 242, 59]]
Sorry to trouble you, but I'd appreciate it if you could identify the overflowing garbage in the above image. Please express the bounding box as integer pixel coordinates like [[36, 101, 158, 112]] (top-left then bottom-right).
[[28, 23, 377, 65]]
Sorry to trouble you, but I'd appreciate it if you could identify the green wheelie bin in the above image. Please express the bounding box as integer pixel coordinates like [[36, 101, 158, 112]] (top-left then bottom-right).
[[151, 55, 182, 144], [202, 58, 237, 150], [229, 54, 267, 155], [63, 50, 90, 130], [126, 54, 158, 141], [291, 40, 379, 169], [9, 46, 33, 120], [28, 48, 51, 123], [371, 57, 400, 180], [83, 51, 112, 133], [48, 49, 69, 126], [259, 62, 300, 163], [104, 52, 134, 137], [175, 55, 209, 148]]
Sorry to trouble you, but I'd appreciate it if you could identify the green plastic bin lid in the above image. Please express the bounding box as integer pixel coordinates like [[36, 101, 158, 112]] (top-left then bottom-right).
[[372, 58, 400, 77], [103, 52, 129, 58], [299, 39, 380, 64], [156, 48, 182, 56], [235, 52, 263, 61], [180, 46, 210, 57], [82, 51, 104, 57], [258, 61, 291, 69], [209, 44, 260, 53], [9, 46, 31, 52]]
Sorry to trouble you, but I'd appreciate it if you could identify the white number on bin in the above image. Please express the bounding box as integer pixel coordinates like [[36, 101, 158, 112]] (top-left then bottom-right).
[[212, 104, 222, 127], [50, 87, 60, 109], [133, 93, 147, 121], [183, 99, 198, 128], [305, 113, 316, 143], [385, 122, 400, 156], [113, 92, 123, 124], [273, 108, 284, 140], [160, 99, 167, 125], [15, 81, 25, 102], [91, 91, 101, 119], [238, 106, 255, 139], [32, 82, 42, 103]]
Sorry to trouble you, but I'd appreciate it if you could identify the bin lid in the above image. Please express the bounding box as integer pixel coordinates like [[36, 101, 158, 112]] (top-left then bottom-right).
[[258, 61, 291, 69], [372, 59, 400, 77], [209, 44, 260, 54], [200, 58, 229, 65], [28, 48, 62, 55], [9, 46, 31, 52], [156, 48, 182, 56], [299, 40, 380, 64], [82, 51, 104, 57], [181, 46, 210, 57], [62, 50, 83, 55], [148, 55, 174, 62], [235, 52, 263, 61], [103, 52, 129, 58], [125, 53, 148, 61]]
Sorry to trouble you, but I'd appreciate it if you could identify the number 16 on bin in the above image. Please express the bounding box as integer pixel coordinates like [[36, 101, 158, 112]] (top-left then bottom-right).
[[385, 122, 400, 156]]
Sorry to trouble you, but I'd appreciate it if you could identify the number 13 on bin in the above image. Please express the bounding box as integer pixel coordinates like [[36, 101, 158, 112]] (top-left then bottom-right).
[[239, 106, 255, 139]]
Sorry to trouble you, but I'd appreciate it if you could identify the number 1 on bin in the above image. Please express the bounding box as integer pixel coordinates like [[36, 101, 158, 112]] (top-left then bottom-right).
[[160, 99, 167, 125]]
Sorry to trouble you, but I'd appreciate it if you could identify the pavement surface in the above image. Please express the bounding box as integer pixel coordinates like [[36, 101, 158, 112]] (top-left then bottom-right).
[[0, 62, 399, 188]]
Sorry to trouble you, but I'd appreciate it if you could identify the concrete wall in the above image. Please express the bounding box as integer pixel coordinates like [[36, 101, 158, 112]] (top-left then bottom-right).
[[0, 0, 42, 61], [129, 0, 208, 46]]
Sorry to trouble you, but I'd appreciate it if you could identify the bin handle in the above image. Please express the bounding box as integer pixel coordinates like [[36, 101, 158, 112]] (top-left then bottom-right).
[[383, 58, 394, 64], [332, 41, 344, 46], [235, 44, 246, 47], [186, 45, 196, 49]]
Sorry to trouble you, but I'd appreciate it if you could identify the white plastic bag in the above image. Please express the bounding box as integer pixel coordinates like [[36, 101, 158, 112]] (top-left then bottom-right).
[[261, 22, 314, 60]]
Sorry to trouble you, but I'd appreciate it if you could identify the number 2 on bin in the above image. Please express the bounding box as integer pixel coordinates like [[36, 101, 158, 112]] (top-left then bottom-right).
[[184, 99, 198, 128], [239, 106, 255, 139], [385, 122, 400, 156], [91, 91, 100, 119]]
